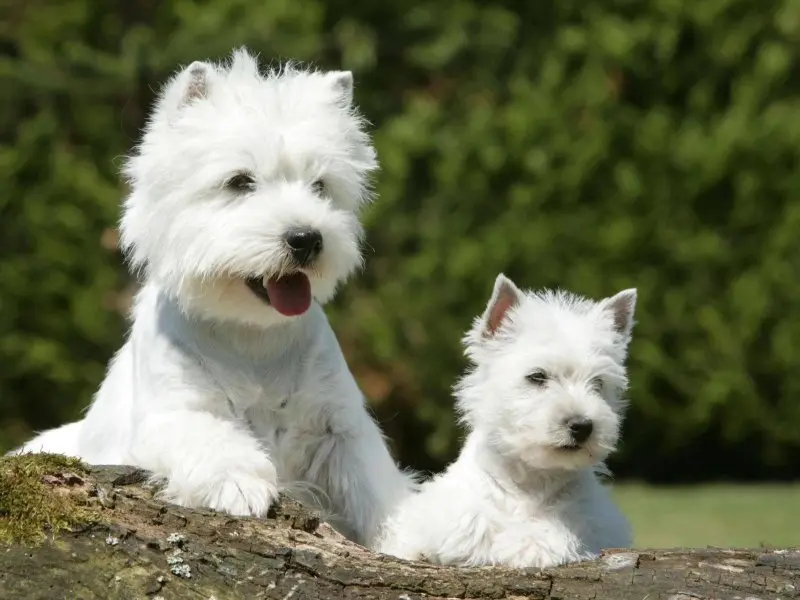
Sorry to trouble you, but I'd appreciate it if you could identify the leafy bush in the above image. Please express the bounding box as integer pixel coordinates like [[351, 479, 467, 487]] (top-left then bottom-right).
[[2, 0, 798, 480]]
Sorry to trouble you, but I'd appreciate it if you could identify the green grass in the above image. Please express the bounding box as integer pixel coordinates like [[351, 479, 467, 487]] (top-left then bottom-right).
[[612, 483, 800, 548]]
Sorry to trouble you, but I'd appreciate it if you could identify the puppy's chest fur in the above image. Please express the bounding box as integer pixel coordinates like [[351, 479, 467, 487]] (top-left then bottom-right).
[[433, 472, 598, 567]]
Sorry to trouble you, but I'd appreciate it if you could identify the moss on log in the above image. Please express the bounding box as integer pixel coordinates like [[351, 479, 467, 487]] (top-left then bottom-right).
[[0, 455, 797, 600]]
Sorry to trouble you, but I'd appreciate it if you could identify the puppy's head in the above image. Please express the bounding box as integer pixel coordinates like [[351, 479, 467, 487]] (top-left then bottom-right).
[[121, 48, 377, 327], [456, 274, 636, 471]]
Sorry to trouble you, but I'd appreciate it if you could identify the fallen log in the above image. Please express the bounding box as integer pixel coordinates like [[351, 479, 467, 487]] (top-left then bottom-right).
[[0, 455, 796, 600]]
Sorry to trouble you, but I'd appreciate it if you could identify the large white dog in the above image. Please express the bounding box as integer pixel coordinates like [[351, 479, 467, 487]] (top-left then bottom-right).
[[14, 48, 415, 547]]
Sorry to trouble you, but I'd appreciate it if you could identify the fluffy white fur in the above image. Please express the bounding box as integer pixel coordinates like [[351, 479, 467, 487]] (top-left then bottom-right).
[[377, 274, 635, 567], [13, 48, 415, 547]]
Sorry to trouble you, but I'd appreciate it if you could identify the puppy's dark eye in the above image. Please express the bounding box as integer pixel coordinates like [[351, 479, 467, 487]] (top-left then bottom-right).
[[310, 179, 327, 196], [526, 370, 548, 386], [590, 376, 604, 393], [225, 172, 256, 192]]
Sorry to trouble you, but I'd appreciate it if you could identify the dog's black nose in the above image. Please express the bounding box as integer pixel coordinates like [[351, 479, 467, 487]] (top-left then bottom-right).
[[284, 227, 323, 266], [566, 417, 594, 444]]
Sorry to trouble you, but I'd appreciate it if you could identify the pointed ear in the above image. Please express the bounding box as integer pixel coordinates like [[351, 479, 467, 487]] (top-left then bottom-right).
[[159, 60, 215, 119], [325, 70, 354, 106], [603, 288, 637, 338], [180, 61, 213, 106], [479, 274, 524, 338]]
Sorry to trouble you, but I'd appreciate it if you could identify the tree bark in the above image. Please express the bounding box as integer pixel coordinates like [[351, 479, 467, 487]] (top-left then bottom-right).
[[1, 465, 797, 600]]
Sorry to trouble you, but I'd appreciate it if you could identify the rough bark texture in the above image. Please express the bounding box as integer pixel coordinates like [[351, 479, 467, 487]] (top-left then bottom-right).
[[1, 465, 797, 600]]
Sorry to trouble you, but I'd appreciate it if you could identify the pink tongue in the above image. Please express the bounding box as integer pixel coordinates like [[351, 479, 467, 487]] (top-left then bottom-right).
[[266, 273, 312, 316]]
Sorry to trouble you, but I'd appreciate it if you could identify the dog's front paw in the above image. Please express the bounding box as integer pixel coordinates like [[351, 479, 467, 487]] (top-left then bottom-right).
[[205, 469, 280, 517], [162, 460, 280, 518]]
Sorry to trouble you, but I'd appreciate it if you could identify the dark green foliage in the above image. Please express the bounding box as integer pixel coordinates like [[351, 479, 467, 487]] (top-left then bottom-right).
[[1, 0, 798, 481]]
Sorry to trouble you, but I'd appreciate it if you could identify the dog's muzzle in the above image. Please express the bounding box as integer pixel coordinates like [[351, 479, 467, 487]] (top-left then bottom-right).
[[557, 416, 594, 451], [284, 226, 323, 267], [243, 227, 324, 317]]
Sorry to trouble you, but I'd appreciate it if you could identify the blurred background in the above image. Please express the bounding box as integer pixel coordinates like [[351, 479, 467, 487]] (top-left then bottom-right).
[[2, 0, 799, 548]]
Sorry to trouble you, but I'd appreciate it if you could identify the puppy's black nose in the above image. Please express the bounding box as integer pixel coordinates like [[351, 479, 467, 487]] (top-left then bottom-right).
[[284, 227, 323, 266], [566, 417, 594, 444]]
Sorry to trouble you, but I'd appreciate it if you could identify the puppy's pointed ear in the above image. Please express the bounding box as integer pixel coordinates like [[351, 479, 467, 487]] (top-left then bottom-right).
[[602, 288, 637, 339], [479, 274, 524, 338], [325, 70, 354, 106]]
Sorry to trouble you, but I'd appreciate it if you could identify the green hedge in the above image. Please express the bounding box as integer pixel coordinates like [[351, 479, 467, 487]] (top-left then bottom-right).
[[2, 0, 798, 481]]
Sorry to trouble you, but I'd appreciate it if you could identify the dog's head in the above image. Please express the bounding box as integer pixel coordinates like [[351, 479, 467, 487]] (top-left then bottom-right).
[[456, 274, 636, 471], [121, 48, 377, 327]]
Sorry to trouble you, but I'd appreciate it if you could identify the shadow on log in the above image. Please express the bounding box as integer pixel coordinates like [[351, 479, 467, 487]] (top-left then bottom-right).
[[0, 460, 798, 600]]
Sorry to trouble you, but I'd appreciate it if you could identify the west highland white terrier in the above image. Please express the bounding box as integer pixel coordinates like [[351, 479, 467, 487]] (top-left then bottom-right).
[[14, 48, 415, 547], [377, 274, 635, 567]]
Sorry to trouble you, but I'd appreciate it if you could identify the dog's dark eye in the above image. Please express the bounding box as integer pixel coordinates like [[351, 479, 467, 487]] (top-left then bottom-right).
[[526, 370, 548, 386], [589, 376, 604, 393], [225, 172, 256, 193], [310, 179, 327, 196]]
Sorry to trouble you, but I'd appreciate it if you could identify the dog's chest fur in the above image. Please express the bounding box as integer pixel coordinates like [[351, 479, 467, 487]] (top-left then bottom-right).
[[176, 303, 351, 483]]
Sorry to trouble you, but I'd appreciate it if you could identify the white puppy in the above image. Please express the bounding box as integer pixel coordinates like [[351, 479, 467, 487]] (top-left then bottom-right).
[[14, 48, 415, 547], [377, 274, 634, 567]]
